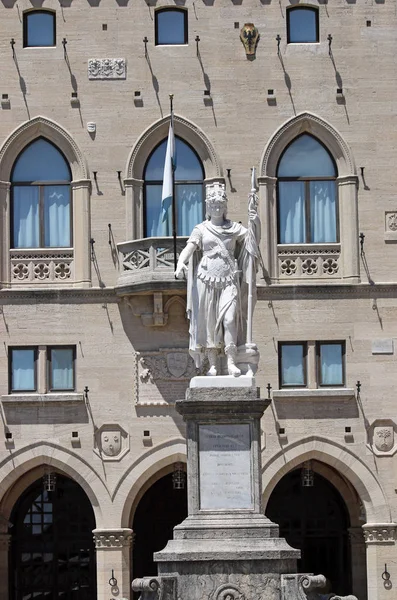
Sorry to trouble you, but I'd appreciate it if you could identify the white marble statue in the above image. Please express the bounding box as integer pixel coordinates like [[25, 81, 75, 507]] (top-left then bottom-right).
[[175, 181, 261, 377]]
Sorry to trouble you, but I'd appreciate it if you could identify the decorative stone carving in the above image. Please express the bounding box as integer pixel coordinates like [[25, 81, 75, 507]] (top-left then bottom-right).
[[88, 58, 126, 80], [93, 528, 134, 549], [240, 23, 259, 59], [362, 523, 397, 544], [94, 424, 129, 461], [368, 419, 397, 456], [213, 584, 245, 600], [282, 573, 358, 599], [132, 576, 177, 600], [385, 211, 397, 231], [281, 258, 297, 275], [139, 349, 197, 382], [301, 258, 318, 275]]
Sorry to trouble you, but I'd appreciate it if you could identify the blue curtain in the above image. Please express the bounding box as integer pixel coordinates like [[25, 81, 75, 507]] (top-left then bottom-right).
[[177, 184, 203, 236], [145, 183, 203, 237], [279, 181, 306, 244], [13, 187, 40, 248], [320, 344, 343, 385], [51, 349, 73, 390], [44, 186, 71, 247], [282, 345, 305, 385], [310, 181, 336, 243], [12, 349, 35, 391]]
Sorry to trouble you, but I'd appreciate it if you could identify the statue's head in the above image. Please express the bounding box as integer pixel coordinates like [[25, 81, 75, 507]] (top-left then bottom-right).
[[205, 183, 228, 220]]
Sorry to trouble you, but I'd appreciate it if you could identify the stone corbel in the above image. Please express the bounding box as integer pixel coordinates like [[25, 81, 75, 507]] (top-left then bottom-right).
[[126, 294, 186, 327]]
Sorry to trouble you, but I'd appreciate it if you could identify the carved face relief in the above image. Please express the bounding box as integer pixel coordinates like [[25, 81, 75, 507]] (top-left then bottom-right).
[[240, 23, 259, 57], [166, 352, 189, 378], [101, 431, 121, 456], [374, 426, 394, 452]]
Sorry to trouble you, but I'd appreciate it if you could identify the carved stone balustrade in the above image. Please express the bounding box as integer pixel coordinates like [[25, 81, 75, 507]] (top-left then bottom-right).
[[116, 237, 188, 296], [277, 243, 341, 282], [10, 248, 73, 286]]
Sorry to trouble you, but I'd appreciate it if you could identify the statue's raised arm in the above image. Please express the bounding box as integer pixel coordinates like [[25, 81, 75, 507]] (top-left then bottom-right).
[[175, 181, 261, 377]]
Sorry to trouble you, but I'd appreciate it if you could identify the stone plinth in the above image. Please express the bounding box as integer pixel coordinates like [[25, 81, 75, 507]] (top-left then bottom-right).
[[151, 381, 300, 600]]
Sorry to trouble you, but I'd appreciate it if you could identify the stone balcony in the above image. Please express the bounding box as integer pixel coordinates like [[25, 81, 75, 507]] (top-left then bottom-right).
[[116, 237, 188, 296]]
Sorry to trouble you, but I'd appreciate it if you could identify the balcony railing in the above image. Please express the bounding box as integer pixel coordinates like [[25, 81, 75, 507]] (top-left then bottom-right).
[[277, 244, 341, 281], [10, 248, 74, 286], [116, 237, 188, 295]]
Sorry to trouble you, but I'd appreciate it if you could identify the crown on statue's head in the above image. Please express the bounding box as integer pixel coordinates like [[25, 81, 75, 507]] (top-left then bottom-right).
[[205, 182, 227, 206]]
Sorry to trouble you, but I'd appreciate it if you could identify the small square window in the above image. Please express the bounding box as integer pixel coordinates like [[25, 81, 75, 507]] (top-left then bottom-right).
[[23, 11, 56, 48], [317, 342, 345, 386], [155, 9, 188, 46], [287, 7, 319, 44], [10, 348, 37, 392], [279, 343, 307, 387], [48, 347, 75, 391]]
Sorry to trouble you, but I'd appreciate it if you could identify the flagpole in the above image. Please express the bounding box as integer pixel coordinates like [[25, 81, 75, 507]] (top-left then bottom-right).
[[246, 167, 257, 347], [169, 94, 178, 272]]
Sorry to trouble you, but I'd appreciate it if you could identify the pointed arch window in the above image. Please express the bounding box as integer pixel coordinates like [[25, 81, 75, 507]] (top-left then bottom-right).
[[144, 137, 204, 237], [11, 138, 72, 249], [277, 134, 337, 244]]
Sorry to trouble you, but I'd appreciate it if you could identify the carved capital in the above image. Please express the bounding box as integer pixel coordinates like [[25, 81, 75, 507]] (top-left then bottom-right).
[[362, 523, 397, 544], [93, 528, 134, 549]]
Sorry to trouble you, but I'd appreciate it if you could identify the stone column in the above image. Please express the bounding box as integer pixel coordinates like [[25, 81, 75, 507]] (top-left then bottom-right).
[[337, 175, 360, 282], [93, 528, 134, 600], [0, 533, 11, 600], [71, 179, 91, 288], [0, 181, 10, 289], [124, 178, 143, 240], [258, 175, 277, 283], [363, 522, 397, 600], [348, 526, 367, 600], [153, 379, 299, 600]]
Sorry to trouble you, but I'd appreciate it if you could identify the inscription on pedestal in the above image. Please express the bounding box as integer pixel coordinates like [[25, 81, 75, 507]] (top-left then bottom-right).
[[199, 424, 252, 510]]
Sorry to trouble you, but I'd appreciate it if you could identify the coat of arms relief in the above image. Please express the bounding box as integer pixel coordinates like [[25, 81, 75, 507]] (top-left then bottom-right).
[[368, 419, 397, 456]]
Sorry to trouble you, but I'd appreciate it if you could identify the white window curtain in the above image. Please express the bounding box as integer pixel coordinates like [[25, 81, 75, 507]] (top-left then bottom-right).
[[145, 185, 170, 237], [320, 344, 343, 385], [282, 345, 305, 385], [12, 349, 35, 391], [310, 181, 337, 243], [278, 181, 306, 244], [51, 349, 73, 390], [44, 186, 71, 247], [13, 187, 40, 248], [177, 184, 203, 236]]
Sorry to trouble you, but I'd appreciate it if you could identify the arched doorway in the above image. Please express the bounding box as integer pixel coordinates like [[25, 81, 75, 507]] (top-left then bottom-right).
[[266, 467, 351, 595], [132, 472, 187, 592], [9, 473, 96, 599]]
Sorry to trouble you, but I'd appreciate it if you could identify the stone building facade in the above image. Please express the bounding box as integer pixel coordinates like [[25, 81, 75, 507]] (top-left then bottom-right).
[[0, 0, 396, 598]]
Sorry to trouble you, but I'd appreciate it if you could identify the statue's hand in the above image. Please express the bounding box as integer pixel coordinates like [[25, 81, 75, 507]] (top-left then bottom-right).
[[248, 195, 258, 221], [175, 263, 188, 279]]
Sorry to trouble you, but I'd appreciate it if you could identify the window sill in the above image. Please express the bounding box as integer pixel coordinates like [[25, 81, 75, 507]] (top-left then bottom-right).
[[1, 393, 84, 404], [273, 388, 355, 400]]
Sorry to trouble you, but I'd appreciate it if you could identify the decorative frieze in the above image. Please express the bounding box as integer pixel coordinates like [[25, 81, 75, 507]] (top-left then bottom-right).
[[10, 249, 73, 285], [88, 58, 126, 80], [93, 528, 134, 549], [385, 212, 397, 232], [362, 523, 397, 544]]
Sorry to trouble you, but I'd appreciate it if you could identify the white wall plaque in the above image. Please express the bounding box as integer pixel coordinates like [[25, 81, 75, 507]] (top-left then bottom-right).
[[199, 424, 252, 510], [371, 339, 394, 355], [88, 58, 126, 80]]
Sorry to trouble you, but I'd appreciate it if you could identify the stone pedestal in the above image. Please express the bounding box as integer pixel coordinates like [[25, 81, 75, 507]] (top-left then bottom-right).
[[151, 379, 299, 600]]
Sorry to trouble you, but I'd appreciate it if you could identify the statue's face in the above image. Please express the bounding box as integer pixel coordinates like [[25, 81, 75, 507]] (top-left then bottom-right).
[[207, 199, 227, 218]]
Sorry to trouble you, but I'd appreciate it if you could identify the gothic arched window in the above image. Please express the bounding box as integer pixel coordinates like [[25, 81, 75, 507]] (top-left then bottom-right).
[[277, 134, 337, 244], [11, 138, 72, 249], [144, 137, 204, 237]]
